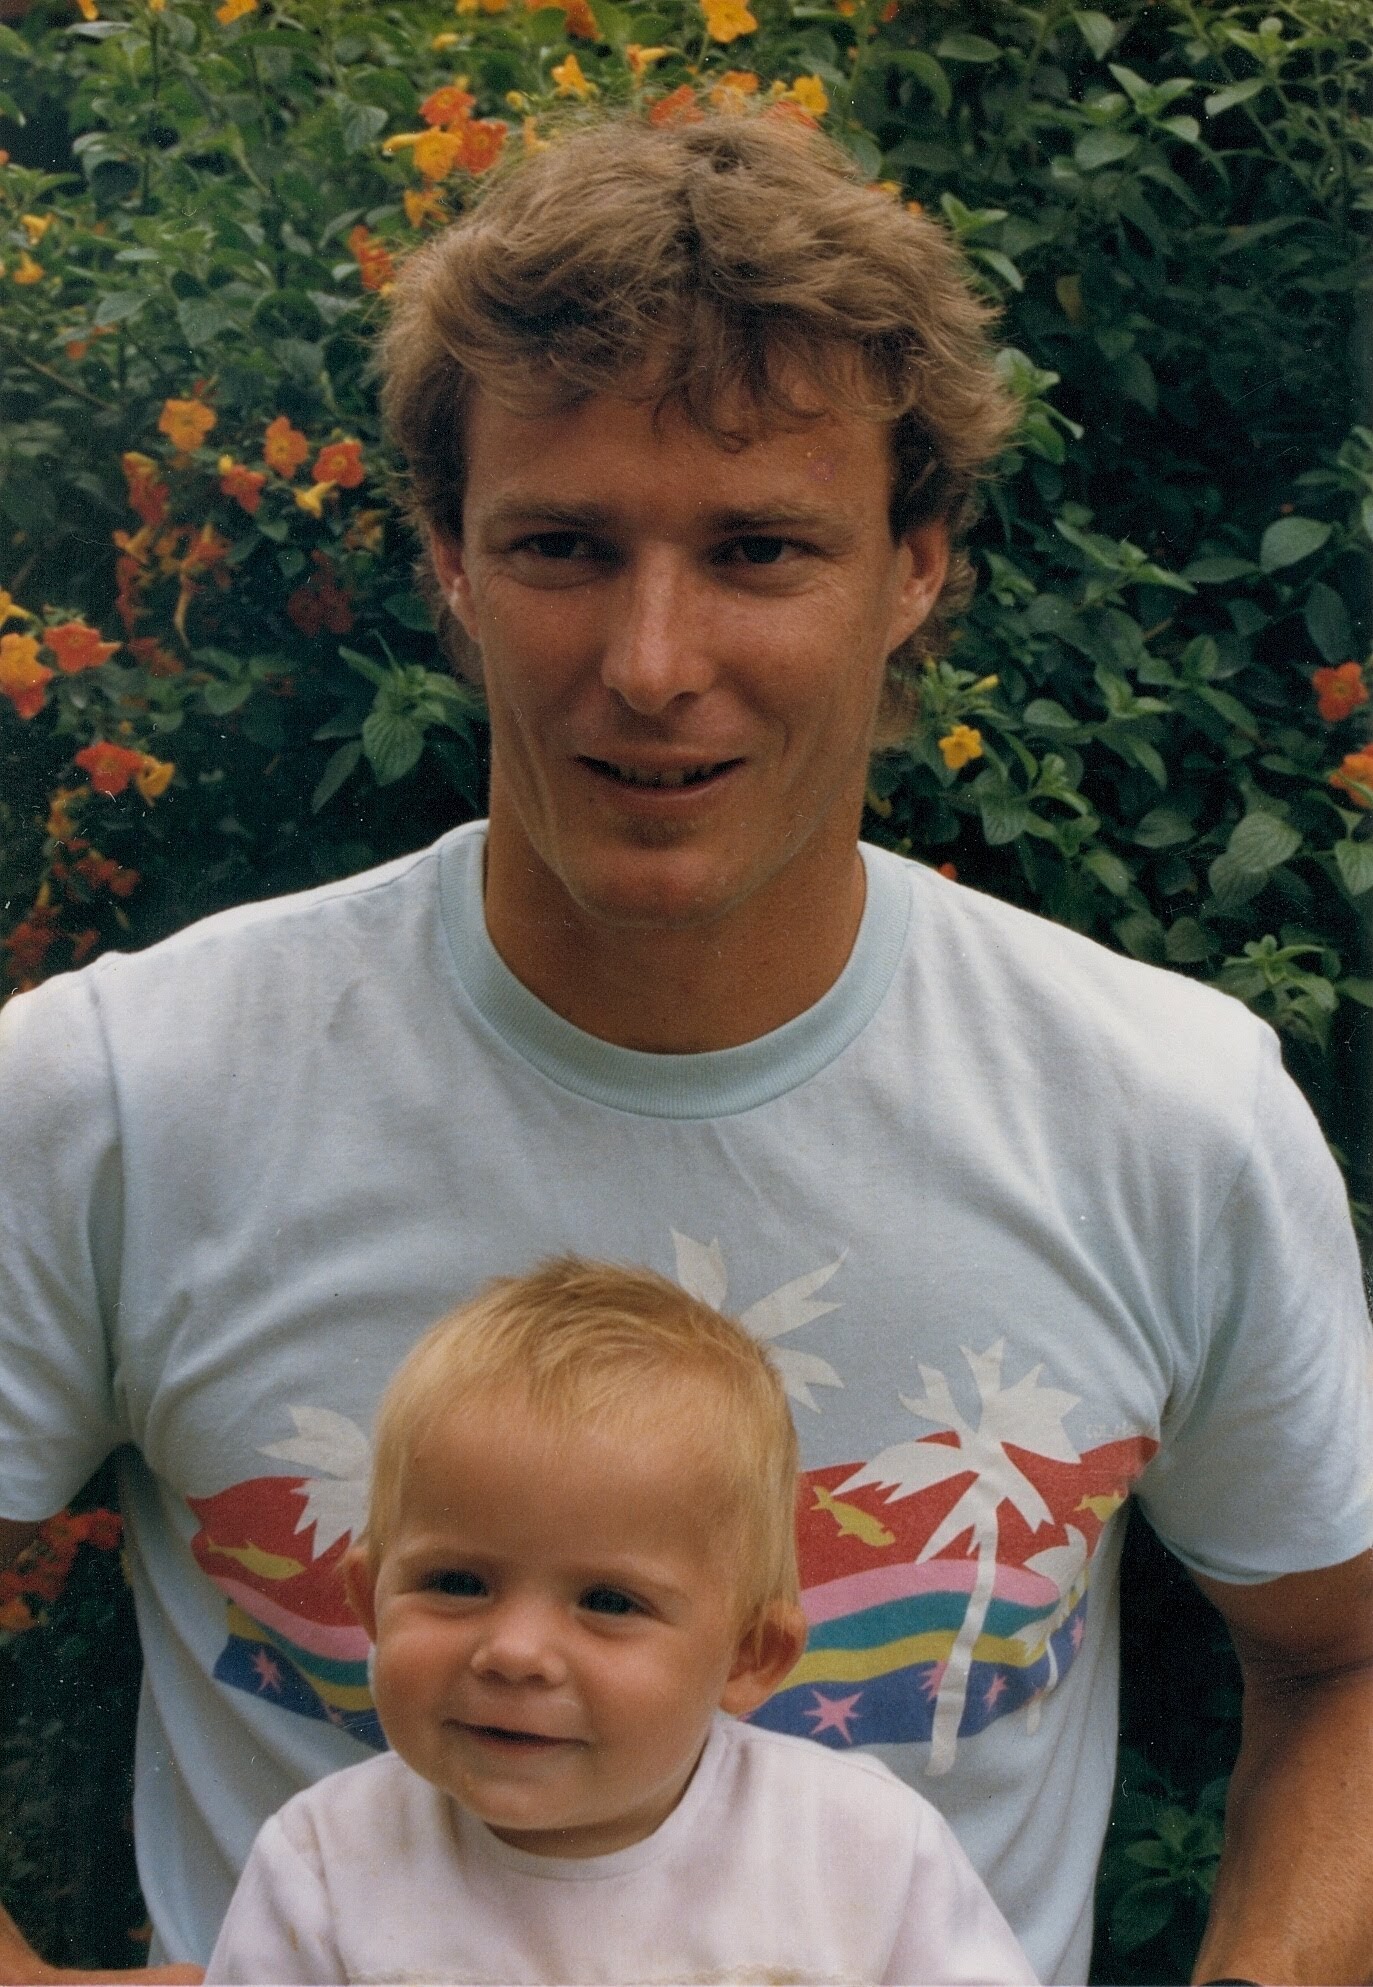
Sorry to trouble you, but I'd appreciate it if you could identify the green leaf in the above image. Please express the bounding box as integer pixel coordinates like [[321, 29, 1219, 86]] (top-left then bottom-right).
[[177, 296, 238, 348], [971, 247, 1024, 291], [1338, 977, 1373, 1008], [1181, 555, 1258, 584], [335, 96, 389, 155], [1073, 10, 1118, 60], [1111, 1879, 1174, 1952], [312, 739, 363, 812], [1165, 917, 1214, 964], [91, 289, 148, 327], [1075, 129, 1138, 171], [1208, 851, 1267, 908], [1205, 77, 1266, 116], [362, 710, 425, 785], [934, 31, 1001, 61], [1158, 115, 1200, 143], [1134, 806, 1194, 849], [1259, 516, 1332, 572], [1335, 840, 1373, 897], [978, 787, 1032, 845], [882, 52, 952, 116], [1228, 811, 1303, 873], [1362, 495, 1373, 544], [201, 680, 252, 716], [1084, 847, 1133, 897], [383, 592, 436, 633], [1023, 698, 1079, 731], [1115, 910, 1165, 962], [1304, 582, 1353, 665]]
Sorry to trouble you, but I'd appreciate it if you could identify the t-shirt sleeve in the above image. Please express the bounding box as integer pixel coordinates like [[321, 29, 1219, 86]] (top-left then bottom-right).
[[1137, 1028, 1373, 1582], [0, 971, 128, 1516], [203, 1813, 344, 1984], [883, 1797, 1039, 1984]]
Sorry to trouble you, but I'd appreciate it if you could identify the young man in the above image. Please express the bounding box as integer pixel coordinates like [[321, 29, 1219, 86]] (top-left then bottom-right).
[[1, 114, 1370, 1985], [205, 1259, 1034, 1983]]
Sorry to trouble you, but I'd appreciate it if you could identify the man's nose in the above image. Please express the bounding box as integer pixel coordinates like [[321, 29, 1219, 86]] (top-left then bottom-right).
[[469, 1597, 569, 1686], [599, 553, 714, 714]]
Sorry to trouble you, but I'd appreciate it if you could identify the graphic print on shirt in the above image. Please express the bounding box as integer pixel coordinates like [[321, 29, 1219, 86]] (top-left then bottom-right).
[[187, 1407, 383, 1749], [672, 1232, 1158, 1773]]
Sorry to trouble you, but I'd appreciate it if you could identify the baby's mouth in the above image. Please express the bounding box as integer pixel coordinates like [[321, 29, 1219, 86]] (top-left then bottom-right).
[[460, 1722, 571, 1748]]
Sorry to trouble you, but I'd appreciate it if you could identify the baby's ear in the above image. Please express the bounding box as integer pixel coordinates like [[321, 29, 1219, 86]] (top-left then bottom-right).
[[341, 1544, 379, 1642], [718, 1602, 807, 1718]]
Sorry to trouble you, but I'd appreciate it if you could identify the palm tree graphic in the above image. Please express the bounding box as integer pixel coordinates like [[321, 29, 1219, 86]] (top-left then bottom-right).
[[837, 1340, 1080, 1775], [672, 1230, 846, 1412]]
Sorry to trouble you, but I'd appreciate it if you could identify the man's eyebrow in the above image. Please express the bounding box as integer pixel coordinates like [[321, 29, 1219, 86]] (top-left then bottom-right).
[[479, 498, 848, 533]]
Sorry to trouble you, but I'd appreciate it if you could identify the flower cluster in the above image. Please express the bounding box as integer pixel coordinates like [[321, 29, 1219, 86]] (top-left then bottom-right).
[[0, 1508, 122, 1637]]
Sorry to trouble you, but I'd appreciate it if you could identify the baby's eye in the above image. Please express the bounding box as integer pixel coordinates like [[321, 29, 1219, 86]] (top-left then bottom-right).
[[581, 1586, 641, 1617], [425, 1569, 486, 1599]]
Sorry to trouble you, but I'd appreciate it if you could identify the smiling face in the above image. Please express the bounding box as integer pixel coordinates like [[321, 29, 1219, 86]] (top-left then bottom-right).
[[431, 385, 948, 954], [344, 1391, 804, 1859]]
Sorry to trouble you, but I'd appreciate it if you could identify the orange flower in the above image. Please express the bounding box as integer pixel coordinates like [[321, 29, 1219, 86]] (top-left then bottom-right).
[[1313, 661, 1369, 724], [218, 457, 268, 515], [457, 119, 507, 173], [121, 451, 170, 527], [648, 84, 704, 126], [44, 621, 121, 674], [312, 439, 366, 489], [75, 851, 139, 897], [403, 187, 449, 229], [215, 0, 257, 20], [0, 589, 33, 630], [12, 252, 44, 286], [344, 508, 386, 555], [552, 53, 597, 98], [627, 44, 672, 80], [158, 397, 216, 451], [74, 0, 99, 15], [702, 0, 757, 42], [1330, 748, 1373, 808], [20, 214, 54, 245], [559, 0, 599, 36], [420, 83, 477, 128], [135, 754, 175, 802], [294, 481, 335, 519], [0, 1599, 35, 1634], [45, 788, 85, 842], [937, 861, 958, 880], [709, 68, 759, 107], [128, 636, 184, 677], [263, 415, 310, 478], [412, 128, 467, 179], [347, 224, 397, 292], [75, 741, 147, 796], [0, 633, 53, 719]]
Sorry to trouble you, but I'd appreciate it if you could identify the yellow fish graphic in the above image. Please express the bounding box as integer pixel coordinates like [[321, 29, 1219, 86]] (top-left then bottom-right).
[[205, 1540, 307, 1581], [812, 1484, 896, 1549], [1076, 1492, 1126, 1524]]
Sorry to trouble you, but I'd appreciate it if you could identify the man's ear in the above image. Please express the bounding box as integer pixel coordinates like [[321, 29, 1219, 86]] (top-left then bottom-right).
[[718, 1601, 808, 1718], [887, 518, 950, 653], [341, 1544, 379, 1643], [427, 528, 480, 645]]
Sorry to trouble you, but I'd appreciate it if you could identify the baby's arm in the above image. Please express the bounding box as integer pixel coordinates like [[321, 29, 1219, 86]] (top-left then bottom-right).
[[203, 1816, 345, 1985], [883, 1803, 1039, 1986]]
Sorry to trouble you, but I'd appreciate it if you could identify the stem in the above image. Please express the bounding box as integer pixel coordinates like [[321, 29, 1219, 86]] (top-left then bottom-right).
[[140, 11, 162, 214]]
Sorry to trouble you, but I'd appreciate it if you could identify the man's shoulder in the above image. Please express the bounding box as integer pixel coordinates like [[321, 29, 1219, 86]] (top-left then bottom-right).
[[720, 1715, 940, 1844]]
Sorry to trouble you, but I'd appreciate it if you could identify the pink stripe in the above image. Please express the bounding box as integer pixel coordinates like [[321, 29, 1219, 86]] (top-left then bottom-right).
[[803, 1557, 1060, 1626], [210, 1575, 371, 1659]]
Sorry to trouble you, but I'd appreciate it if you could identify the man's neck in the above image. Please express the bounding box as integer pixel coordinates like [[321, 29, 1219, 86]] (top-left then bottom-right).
[[481, 837, 869, 1055]]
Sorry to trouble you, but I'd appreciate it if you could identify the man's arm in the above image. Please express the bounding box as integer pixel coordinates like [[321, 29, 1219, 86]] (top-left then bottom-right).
[[0, 1521, 202, 1985], [1190, 1548, 1373, 1986]]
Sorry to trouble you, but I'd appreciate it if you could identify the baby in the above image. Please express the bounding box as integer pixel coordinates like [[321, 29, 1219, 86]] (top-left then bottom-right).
[[206, 1258, 1036, 1984]]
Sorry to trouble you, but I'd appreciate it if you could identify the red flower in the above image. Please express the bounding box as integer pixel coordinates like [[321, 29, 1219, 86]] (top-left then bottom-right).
[[75, 741, 148, 797], [285, 553, 354, 638], [1330, 748, 1373, 808], [420, 83, 476, 128], [121, 452, 170, 529], [45, 620, 121, 674], [219, 459, 268, 515], [347, 225, 397, 294], [457, 118, 507, 173], [312, 439, 366, 490], [648, 84, 704, 127], [1313, 661, 1369, 724], [264, 415, 311, 479]]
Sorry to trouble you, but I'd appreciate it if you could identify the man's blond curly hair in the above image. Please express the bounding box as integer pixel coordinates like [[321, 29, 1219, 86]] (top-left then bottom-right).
[[380, 112, 1020, 744]]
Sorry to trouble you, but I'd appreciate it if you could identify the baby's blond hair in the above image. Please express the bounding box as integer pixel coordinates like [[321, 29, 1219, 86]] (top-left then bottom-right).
[[363, 1258, 800, 1628]]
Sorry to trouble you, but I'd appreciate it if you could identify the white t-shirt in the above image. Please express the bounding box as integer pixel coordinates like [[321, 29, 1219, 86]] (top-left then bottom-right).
[[205, 1713, 1037, 1984], [2, 824, 1369, 1979]]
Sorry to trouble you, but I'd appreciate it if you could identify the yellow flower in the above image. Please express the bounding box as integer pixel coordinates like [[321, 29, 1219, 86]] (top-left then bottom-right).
[[215, 0, 257, 22], [134, 754, 175, 803], [13, 252, 44, 285], [294, 481, 336, 518], [20, 214, 54, 245], [782, 74, 828, 116], [0, 590, 35, 630], [149, 0, 167, 11], [403, 186, 449, 228], [75, 0, 99, 16], [456, 0, 510, 12], [157, 397, 216, 450], [551, 52, 597, 98], [412, 129, 466, 179], [432, 31, 461, 48], [702, 0, 757, 44], [938, 724, 984, 771], [625, 44, 672, 80]]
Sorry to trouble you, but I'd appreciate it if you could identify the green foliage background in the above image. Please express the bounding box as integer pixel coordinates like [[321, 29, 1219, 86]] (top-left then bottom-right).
[[0, 0, 1368, 1974]]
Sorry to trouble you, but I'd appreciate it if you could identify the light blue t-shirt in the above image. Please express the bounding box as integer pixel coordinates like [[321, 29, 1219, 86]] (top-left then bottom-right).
[[1, 822, 1369, 1980]]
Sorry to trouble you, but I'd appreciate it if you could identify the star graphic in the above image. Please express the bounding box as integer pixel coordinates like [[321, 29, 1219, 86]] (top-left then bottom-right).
[[804, 1690, 863, 1742], [982, 1671, 1008, 1711], [250, 1648, 283, 1695], [325, 1703, 344, 1727], [918, 1661, 947, 1704], [1070, 1615, 1086, 1652]]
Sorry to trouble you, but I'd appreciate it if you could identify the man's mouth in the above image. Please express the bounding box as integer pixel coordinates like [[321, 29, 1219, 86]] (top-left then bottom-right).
[[580, 757, 741, 790]]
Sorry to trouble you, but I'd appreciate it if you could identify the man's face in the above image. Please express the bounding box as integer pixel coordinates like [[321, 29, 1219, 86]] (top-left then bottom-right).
[[344, 1393, 785, 1858], [431, 384, 947, 939]]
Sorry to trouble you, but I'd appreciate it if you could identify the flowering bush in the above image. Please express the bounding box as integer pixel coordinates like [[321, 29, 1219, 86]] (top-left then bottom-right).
[[0, 0, 1370, 1973]]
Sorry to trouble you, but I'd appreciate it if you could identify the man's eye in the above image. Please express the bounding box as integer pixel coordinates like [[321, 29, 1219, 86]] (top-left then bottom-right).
[[426, 1570, 486, 1598], [518, 531, 602, 562], [581, 1586, 640, 1616], [723, 536, 795, 568]]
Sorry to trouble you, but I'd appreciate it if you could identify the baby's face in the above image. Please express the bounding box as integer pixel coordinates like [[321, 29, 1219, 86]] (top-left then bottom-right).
[[345, 1393, 776, 1858]]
